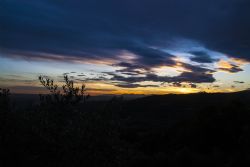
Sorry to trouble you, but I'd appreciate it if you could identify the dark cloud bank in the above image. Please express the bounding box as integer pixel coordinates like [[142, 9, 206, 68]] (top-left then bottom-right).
[[1, 0, 250, 87]]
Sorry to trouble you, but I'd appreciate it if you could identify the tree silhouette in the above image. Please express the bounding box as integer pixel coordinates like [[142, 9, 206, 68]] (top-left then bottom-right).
[[0, 88, 10, 112], [38, 75, 90, 105]]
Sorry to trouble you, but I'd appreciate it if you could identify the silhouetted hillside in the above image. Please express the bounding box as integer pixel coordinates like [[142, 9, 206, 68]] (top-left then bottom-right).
[[128, 90, 250, 110], [1, 89, 250, 167], [120, 90, 249, 129]]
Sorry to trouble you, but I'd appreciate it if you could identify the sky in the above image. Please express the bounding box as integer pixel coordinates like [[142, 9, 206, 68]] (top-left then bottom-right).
[[0, 0, 250, 95]]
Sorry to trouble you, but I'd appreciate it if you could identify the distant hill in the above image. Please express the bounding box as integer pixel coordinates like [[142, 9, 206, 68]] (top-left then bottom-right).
[[9, 93, 146, 106], [11, 90, 250, 109], [128, 90, 250, 111], [123, 90, 250, 129]]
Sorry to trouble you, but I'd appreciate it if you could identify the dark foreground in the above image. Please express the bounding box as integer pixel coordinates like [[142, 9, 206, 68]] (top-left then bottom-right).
[[1, 90, 250, 167]]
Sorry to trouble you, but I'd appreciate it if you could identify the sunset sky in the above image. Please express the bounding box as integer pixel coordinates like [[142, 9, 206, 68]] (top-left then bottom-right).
[[1, 0, 250, 95]]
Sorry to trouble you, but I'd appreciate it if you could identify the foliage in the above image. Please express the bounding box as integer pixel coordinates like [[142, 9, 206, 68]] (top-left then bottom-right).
[[0, 88, 10, 111], [35, 75, 130, 166], [38, 75, 90, 105]]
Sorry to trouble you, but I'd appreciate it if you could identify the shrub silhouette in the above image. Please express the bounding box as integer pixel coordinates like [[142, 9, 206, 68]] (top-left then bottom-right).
[[38, 75, 90, 105], [1, 77, 132, 167], [0, 88, 10, 111], [31, 75, 128, 166]]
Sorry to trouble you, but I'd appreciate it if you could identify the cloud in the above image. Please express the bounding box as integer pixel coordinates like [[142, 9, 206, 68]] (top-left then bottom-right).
[[100, 61, 217, 88], [218, 64, 243, 73], [189, 51, 217, 63], [113, 62, 148, 75], [2, 0, 250, 62], [115, 83, 159, 88], [1, 0, 249, 89], [217, 60, 244, 73], [179, 63, 215, 73], [234, 81, 245, 84], [109, 65, 215, 85], [86, 88, 116, 92], [172, 82, 182, 87], [174, 72, 215, 83], [189, 83, 197, 88], [219, 67, 243, 73]]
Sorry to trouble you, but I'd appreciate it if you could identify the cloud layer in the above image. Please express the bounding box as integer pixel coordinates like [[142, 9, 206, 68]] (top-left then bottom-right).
[[1, 0, 250, 88]]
